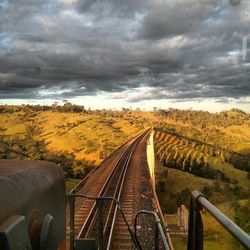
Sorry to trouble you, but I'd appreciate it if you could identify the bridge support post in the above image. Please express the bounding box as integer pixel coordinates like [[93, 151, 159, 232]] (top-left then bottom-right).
[[97, 199, 104, 250], [187, 191, 203, 250]]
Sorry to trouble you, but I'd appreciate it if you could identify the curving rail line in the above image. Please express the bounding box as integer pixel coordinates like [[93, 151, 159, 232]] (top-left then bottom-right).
[[68, 129, 151, 250]]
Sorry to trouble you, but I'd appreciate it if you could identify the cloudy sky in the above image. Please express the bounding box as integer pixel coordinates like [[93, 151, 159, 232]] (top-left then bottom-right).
[[0, 0, 250, 112]]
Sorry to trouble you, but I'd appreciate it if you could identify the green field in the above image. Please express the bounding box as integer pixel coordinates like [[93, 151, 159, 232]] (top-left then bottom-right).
[[66, 178, 81, 193]]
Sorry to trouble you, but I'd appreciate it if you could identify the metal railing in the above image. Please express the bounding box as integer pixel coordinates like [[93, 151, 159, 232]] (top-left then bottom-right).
[[187, 190, 250, 250], [68, 129, 152, 250], [134, 210, 171, 250], [68, 193, 142, 250], [68, 193, 171, 250]]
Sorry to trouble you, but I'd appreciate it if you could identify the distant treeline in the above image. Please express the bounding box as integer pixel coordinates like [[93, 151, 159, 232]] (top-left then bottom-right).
[[156, 108, 250, 128], [0, 103, 138, 117], [0, 102, 87, 114]]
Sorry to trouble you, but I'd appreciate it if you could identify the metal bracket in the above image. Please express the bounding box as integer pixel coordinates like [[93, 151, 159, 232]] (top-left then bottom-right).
[[0, 215, 32, 250], [40, 214, 56, 250]]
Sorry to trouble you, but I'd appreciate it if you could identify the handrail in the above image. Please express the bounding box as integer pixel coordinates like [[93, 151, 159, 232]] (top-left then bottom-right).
[[68, 193, 142, 250], [134, 210, 170, 250], [188, 190, 250, 250]]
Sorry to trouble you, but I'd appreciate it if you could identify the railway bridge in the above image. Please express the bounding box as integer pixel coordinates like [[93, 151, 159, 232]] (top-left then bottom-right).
[[0, 128, 249, 250]]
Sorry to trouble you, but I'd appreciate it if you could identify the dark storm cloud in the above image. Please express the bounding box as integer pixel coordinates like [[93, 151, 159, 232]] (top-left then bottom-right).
[[137, 1, 209, 40], [0, 0, 250, 101], [75, 0, 147, 18]]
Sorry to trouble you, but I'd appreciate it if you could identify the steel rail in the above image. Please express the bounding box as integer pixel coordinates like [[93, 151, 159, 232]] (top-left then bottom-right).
[[68, 194, 142, 249], [69, 129, 148, 194], [84, 149, 130, 239], [87, 131, 146, 244], [77, 137, 136, 238], [102, 155, 129, 238], [68, 139, 133, 245], [76, 130, 150, 244], [105, 133, 144, 249], [70, 135, 133, 194], [68, 130, 148, 249]]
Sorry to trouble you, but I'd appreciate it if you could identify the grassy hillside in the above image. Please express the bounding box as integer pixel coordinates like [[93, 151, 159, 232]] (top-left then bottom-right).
[[0, 105, 154, 177], [0, 110, 143, 159], [154, 127, 249, 250], [1, 104, 249, 182], [0, 104, 249, 249], [155, 108, 250, 154]]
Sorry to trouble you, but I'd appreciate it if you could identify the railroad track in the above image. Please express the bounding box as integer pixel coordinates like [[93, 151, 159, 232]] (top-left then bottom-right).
[[68, 129, 150, 249]]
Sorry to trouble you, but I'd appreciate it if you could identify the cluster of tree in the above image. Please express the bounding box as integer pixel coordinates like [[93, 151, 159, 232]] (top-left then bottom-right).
[[44, 152, 94, 178], [0, 104, 53, 113], [156, 108, 250, 128], [0, 104, 144, 122], [51, 100, 87, 113], [234, 200, 250, 234], [0, 125, 95, 178], [157, 175, 247, 214], [0, 124, 44, 160], [0, 102, 87, 114], [202, 182, 247, 203], [156, 183, 191, 213], [225, 153, 250, 172], [163, 156, 231, 182]]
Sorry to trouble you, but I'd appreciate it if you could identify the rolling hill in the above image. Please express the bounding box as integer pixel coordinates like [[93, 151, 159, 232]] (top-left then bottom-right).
[[0, 104, 249, 249]]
